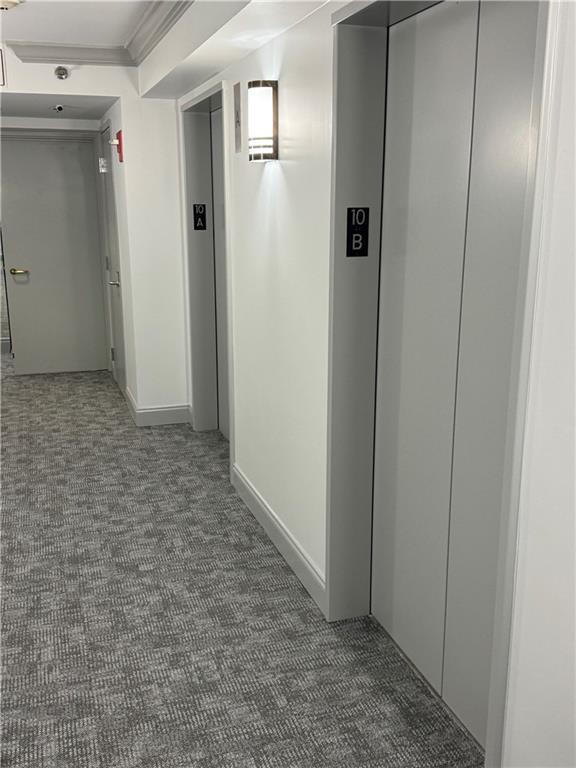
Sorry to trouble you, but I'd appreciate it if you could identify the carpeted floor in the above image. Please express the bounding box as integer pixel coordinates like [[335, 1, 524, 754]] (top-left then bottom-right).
[[1, 361, 484, 768]]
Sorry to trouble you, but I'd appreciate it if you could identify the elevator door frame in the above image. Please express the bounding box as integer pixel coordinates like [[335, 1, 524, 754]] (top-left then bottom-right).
[[325, 0, 549, 764], [180, 84, 235, 449]]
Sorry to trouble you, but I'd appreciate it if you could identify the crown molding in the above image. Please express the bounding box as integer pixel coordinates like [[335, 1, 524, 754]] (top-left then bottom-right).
[[1, 117, 101, 131], [7, 41, 135, 66], [126, 1, 194, 65], [0, 127, 98, 142], [6, 1, 194, 68]]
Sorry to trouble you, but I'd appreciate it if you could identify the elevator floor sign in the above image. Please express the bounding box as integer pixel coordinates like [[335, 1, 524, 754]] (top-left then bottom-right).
[[346, 207, 369, 257], [193, 204, 207, 230]]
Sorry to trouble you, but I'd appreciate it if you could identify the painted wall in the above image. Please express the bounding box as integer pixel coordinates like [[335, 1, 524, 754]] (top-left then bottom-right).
[[180, 4, 340, 578], [100, 98, 137, 399], [502, 4, 576, 766], [0, 49, 187, 411], [108, 97, 187, 409]]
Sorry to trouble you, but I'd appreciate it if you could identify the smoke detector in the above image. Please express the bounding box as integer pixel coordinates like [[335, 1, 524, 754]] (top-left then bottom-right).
[[0, 0, 21, 10]]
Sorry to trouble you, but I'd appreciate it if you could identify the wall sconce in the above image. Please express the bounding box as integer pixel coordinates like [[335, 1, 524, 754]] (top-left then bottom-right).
[[248, 80, 278, 162]]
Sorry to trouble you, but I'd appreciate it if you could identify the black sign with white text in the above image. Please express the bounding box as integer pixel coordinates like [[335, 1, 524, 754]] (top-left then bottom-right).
[[346, 207, 369, 257], [193, 204, 207, 230]]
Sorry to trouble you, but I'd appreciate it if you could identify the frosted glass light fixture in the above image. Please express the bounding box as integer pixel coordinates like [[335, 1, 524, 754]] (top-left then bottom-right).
[[247, 80, 278, 161]]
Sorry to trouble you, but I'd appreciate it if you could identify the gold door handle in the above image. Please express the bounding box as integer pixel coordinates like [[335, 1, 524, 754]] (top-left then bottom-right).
[[9, 268, 29, 275]]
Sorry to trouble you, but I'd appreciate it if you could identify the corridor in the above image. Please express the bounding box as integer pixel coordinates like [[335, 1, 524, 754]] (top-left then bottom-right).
[[1, 364, 483, 767]]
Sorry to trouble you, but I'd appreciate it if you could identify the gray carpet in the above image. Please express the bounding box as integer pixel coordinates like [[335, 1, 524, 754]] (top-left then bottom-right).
[[1, 361, 484, 768]]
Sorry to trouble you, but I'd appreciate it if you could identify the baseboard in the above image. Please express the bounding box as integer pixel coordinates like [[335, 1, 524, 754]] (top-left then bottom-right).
[[125, 388, 190, 427], [1, 338, 11, 354], [231, 464, 327, 616]]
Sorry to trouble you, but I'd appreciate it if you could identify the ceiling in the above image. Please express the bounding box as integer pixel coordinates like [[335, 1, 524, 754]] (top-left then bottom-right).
[[148, 0, 324, 98], [0, 1, 151, 47], [0, 92, 117, 119], [0, 0, 335, 100]]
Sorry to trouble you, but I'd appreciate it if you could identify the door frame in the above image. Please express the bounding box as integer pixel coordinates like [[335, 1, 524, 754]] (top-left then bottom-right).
[[179, 82, 235, 457], [325, 18, 389, 623], [325, 0, 450, 626], [483, 4, 559, 764], [0, 226, 14, 354], [209, 104, 230, 440], [96, 122, 115, 374], [325, 0, 550, 764], [96, 120, 126, 389]]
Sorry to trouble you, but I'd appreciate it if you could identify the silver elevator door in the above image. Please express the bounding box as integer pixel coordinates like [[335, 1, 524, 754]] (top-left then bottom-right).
[[371, 0, 478, 693], [370, 0, 543, 749]]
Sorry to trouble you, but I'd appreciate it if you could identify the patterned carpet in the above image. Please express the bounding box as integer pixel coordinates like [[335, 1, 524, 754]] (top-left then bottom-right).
[[1, 361, 484, 768]]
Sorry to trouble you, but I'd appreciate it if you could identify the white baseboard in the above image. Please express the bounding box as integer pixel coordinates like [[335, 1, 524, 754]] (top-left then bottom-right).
[[231, 464, 327, 616], [125, 388, 191, 427]]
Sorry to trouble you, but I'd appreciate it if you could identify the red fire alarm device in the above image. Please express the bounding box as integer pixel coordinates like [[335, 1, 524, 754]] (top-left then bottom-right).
[[115, 130, 124, 163], [109, 130, 124, 163]]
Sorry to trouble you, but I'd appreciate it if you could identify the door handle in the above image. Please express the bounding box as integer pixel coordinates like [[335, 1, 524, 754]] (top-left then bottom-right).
[[108, 280, 120, 286], [10, 267, 29, 275]]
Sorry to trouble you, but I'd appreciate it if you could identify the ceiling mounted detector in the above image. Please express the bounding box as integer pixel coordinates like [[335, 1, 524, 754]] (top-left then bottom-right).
[[0, 0, 22, 11]]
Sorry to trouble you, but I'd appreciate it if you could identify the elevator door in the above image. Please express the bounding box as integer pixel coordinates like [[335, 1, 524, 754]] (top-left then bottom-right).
[[371, 1, 478, 692]]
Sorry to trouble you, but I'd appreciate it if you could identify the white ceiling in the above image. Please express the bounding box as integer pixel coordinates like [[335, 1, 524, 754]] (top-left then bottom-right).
[[0, 92, 117, 118], [142, 0, 327, 98], [0, 1, 152, 47], [0, 0, 336, 100]]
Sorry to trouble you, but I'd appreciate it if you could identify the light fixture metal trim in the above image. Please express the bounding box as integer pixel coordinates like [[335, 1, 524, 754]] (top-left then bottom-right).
[[247, 79, 278, 162]]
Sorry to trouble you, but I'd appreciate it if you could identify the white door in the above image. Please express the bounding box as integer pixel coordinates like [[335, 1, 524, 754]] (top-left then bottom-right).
[[371, 1, 478, 691], [100, 126, 126, 392], [2, 135, 107, 374], [210, 108, 230, 440]]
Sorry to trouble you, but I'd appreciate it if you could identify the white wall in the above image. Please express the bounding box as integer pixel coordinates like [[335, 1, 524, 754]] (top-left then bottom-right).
[[112, 97, 187, 408], [180, 4, 341, 579], [502, 3, 576, 766], [100, 98, 138, 399], [1, 49, 187, 411]]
